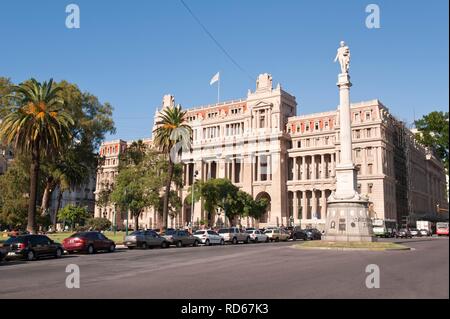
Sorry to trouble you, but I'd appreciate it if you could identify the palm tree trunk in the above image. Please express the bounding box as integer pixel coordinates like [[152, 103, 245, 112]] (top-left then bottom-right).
[[162, 159, 174, 230], [27, 143, 40, 234]]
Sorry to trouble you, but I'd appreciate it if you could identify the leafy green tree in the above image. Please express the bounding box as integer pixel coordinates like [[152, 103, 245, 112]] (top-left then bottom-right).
[[0, 161, 29, 228], [188, 178, 269, 227], [87, 217, 112, 231], [111, 150, 166, 230], [57, 205, 90, 230], [0, 79, 74, 233], [415, 111, 449, 173], [153, 105, 192, 230]]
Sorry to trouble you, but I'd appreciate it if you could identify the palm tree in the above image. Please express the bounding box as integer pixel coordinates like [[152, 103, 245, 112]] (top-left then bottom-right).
[[153, 105, 191, 230], [0, 79, 74, 233]]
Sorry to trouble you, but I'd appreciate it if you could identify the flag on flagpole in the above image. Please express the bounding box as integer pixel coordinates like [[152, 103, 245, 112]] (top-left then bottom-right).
[[210, 72, 220, 85]]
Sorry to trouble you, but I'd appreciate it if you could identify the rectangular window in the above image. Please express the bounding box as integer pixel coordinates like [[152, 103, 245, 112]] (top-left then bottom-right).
[[354, 113, 360, 122], [366, 111, 372, 121], [357, 184, 362, 194], [368, 183, 373, 194], [315, 122, 319, 131], [355, 130, 361, 139], [367, 128, 372, 138]]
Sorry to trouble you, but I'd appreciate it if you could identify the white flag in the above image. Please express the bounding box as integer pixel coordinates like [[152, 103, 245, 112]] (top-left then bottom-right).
[[210, 72, 220, 85]]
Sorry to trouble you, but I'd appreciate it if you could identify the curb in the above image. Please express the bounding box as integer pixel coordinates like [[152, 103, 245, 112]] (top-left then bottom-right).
[[292, 245, 411, 252]]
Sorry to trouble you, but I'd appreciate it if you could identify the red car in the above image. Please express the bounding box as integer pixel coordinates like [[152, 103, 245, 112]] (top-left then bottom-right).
[[63, 232, 115, 254]]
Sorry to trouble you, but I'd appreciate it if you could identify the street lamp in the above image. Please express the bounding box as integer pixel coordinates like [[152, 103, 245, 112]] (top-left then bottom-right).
[[191, 169, 198, 229]]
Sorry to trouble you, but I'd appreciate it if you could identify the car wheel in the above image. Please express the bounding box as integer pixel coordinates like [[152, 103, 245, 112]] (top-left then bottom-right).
[[87, 245, 95, 255], [232, 237, 238, 245], [292, 235, 297, 241], [55, 248, 63, 259], [109, 244, 115, 253], [220, 239, 225, 245], [275, 237, 280, 242], [205, 239, 210, 246], [265, 237, 270, 243], [254, 237, 258, 243], [141, 242, 148, 250], [161, 242, 168, 249], [193, 240, 200, 247], [128, 246, 135, 250], [26, 250, 35, 261], [245, 237, 250, 244], [176, 241, 183, 248]]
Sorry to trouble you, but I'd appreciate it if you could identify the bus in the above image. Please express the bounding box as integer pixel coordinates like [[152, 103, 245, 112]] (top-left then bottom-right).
[[372, 219, 398, 238], [436, 222, 449, 236]]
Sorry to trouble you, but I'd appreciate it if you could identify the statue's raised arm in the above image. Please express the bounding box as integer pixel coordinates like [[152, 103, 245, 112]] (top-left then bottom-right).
[[334, 41, 351, 74]]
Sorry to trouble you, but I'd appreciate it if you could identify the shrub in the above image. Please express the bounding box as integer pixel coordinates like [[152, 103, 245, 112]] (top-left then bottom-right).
[[87, 217, 112, 231]]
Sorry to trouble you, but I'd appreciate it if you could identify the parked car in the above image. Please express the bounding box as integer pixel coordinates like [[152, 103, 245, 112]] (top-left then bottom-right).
[[162, 229, 200, 247], [409, 229, 421, 237], [63, 231, 116, 254], [264, 228, 290, 242], [0, 246, 7, 262], [245, 229, 269, 243], [396, 229, 412, 238], [419, 229, 432, 237], [124, 230, 169, 249], [289, 228, 309, 241], [193, 230, 224, 246], [6, 235, 64, 261], [304, 228, 322, 240], [218, 227, 251, 244]]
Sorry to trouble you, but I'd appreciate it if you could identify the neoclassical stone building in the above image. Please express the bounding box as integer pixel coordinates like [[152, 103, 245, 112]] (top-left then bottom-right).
[[94, 74, 448, 230]]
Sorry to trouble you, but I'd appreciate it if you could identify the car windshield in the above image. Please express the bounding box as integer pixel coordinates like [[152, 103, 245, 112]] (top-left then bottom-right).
[[245, 230, 254, 233], [264, 230, 272, 233], [4, 237, 18, 244], [130, 231, 142, 235], [218, 229, 231, 234], [70, 232, 87, 238]]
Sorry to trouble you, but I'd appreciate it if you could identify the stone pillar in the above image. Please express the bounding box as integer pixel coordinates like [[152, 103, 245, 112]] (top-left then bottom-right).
[[311, 155, 316, 180], [321, 190, 327, 219], [321, 154, 326, 179], [302, 192, 308, 222], [324, 44, 374, 242], [231, 159, 236, 183], [293, 157, 298, 180], [293, 191, 299, 223], [312, 191, 318, 219]]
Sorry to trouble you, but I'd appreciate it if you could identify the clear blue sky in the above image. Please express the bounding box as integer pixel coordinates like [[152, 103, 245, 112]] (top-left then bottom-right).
[[1, 0, 448, 141]]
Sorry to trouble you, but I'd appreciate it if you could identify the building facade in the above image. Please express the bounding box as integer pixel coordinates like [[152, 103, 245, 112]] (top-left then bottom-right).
[[94, 73, 448, 230]]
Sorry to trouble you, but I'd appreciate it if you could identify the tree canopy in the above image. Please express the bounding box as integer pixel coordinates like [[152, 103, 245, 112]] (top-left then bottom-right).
[[415, 111, 449, 173]]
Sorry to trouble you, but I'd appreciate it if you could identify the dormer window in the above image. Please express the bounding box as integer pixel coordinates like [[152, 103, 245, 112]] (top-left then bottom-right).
[[315, 122, 320, 131]]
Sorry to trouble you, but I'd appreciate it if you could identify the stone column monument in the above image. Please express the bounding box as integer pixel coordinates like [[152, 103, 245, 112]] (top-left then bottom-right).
[[324, 41, 375, 242]]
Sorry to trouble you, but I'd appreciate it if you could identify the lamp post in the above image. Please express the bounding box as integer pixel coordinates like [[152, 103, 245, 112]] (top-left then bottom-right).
[[191, 169, 198, 229], [124, 188, 129, 236], [113, 204, 117, 236]]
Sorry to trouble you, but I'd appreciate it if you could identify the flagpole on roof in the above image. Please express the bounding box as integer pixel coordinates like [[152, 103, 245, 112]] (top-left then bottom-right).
[[217, 73, 220, 104]]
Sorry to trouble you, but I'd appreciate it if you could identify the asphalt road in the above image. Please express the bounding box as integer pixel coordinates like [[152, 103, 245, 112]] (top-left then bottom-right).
[[0, 237, 448, 299]]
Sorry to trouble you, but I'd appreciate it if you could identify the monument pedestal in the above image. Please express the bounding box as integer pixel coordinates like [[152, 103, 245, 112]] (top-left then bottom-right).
[[324, 194, 375, 242]]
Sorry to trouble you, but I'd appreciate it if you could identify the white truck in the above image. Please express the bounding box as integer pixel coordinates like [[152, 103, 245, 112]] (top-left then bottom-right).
[[416, 220, 433, 232]]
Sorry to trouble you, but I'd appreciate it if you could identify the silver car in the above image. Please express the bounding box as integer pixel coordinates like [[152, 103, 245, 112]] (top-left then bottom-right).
[[124, 230, 169, 249]]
